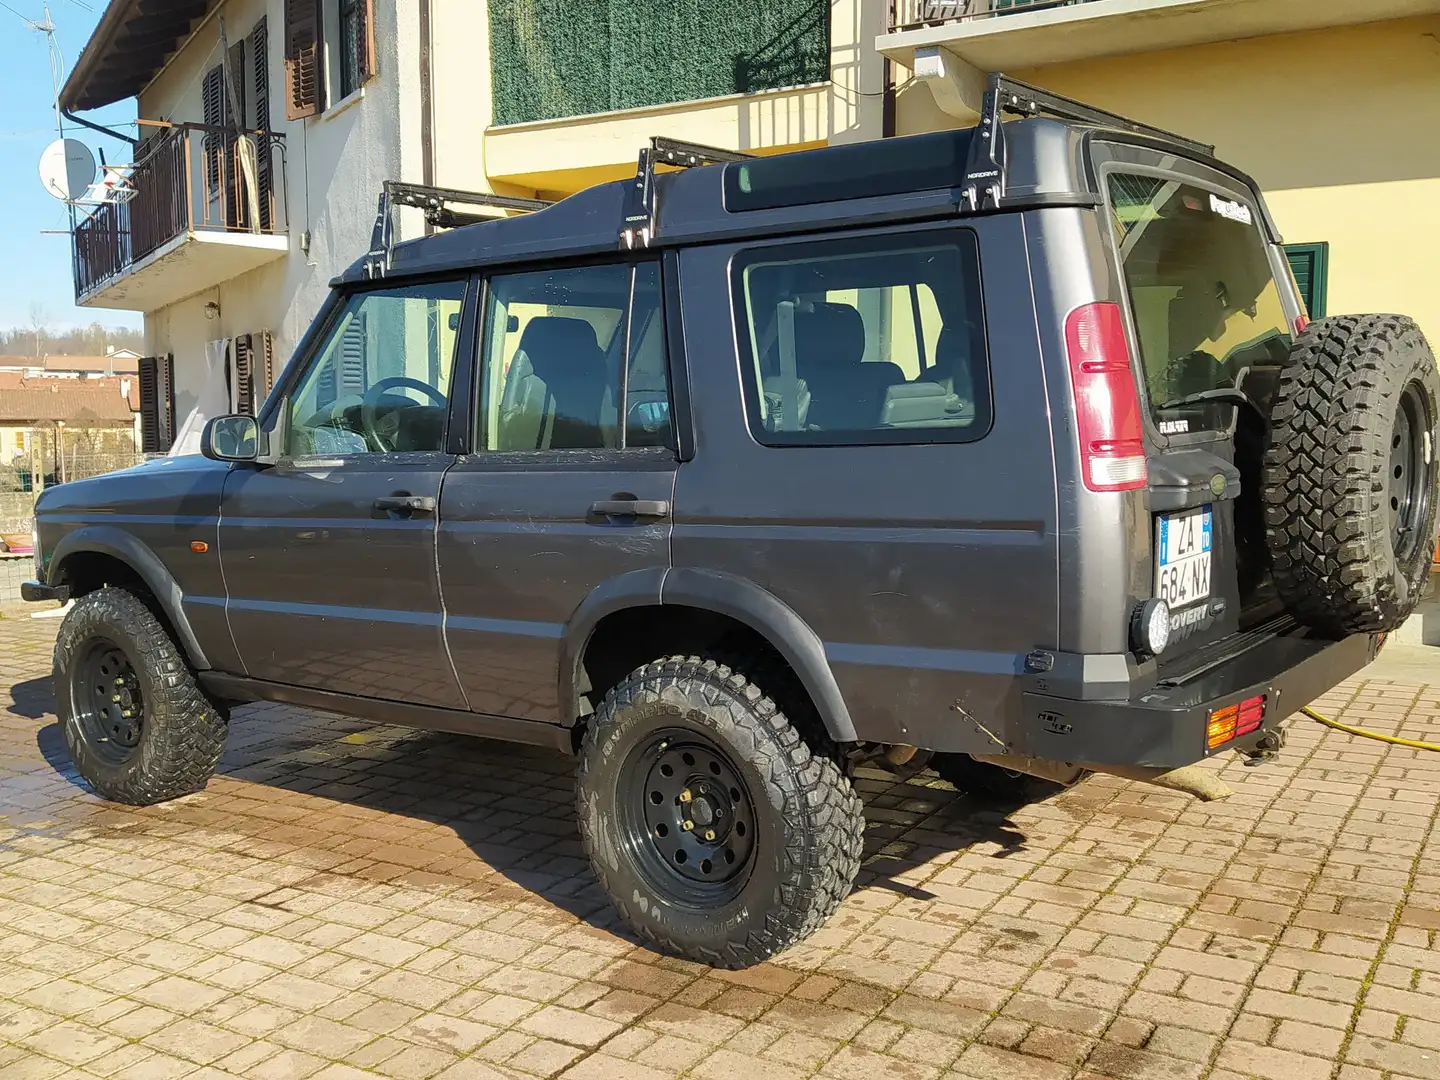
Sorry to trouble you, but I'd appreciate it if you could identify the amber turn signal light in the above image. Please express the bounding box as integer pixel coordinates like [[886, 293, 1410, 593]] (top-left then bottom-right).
[[190, 541, 209, 553]]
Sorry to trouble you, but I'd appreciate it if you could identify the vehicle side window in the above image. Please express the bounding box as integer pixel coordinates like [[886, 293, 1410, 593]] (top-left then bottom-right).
[[734, 231, 990, 446], [285, 280, 467, 456], [479, 261, 673, 451]]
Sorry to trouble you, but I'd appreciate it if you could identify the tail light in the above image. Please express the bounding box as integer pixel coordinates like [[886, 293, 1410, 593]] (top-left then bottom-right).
[[1294, 315, 1311, 334], [1208, 694, 1267, 748], [1065, 302, 1148, 492]]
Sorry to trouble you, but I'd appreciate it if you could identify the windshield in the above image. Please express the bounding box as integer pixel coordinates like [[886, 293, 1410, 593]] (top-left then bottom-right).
[[1108, 173, 1292, 433]]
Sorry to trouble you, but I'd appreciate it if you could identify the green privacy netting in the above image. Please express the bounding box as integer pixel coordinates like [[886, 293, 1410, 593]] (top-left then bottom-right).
[[489, 0, 829, 127]]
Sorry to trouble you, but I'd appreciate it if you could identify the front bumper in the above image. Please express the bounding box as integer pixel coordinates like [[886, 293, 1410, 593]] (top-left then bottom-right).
[[1012, 629, 1377, 770], [21, 581, 69, 604]]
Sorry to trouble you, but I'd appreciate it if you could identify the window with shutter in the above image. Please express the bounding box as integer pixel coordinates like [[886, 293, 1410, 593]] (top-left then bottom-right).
[[1285, 243, 1329, 320], [259, 330, 277, 397], [234, 334, 256, 414], [339, 313, 368, 396], [251, 18, 273, 229], [162, 354, 176, 451], [139, 356, 161, 453], [226, 40, 248, 228], [202, 65, 225, 199], [284, 0, 323, 120]]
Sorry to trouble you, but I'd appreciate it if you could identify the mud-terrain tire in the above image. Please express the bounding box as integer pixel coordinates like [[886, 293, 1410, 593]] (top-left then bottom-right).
[[55, 587, 227, 805], [933, 754, 1085, 804], [576, 655, 864, 968], [1263, 315, 1440, 635]]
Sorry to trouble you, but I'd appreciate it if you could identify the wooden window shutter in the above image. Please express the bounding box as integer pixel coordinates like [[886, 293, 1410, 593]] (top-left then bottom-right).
[[359, 0, 376, 82], [339, 313, 368, 396], [138, 356, 161, 453], [1285, 243, 1330, 320], [259, 330, 277, 395], [234, 334, 255, 415], [162, 354, 176, 451], [251, 18, 273, 229], [202, 65, 225, 197], [284, 0, 323, 120]]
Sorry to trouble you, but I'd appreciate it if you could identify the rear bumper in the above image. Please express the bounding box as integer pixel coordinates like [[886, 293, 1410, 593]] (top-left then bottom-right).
[[1012, 629, 1378, 770], [21, 581, 69, 604]]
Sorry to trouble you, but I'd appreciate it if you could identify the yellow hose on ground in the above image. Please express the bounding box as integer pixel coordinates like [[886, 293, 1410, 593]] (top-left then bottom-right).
[[1302, 707, 1440, 752]]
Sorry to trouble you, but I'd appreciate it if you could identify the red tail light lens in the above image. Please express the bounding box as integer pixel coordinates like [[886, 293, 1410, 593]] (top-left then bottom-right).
[[1065, 302, 1148, 492], [1235, 694, 1266, 737], [1294, 315, 1311, 334]]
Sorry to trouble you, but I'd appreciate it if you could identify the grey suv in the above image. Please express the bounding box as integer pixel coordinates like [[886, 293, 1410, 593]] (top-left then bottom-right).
[[26, 78, 1440, 967]]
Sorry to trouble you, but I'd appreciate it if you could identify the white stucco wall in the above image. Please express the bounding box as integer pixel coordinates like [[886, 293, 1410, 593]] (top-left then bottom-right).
[[137, 0, 419, 424]]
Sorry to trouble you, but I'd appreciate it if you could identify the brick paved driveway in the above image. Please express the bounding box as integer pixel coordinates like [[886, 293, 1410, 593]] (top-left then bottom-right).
[[2, 609, 1439, 1080]]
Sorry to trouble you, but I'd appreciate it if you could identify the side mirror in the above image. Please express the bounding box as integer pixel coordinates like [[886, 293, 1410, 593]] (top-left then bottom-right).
[[201, 414, 259, 462]]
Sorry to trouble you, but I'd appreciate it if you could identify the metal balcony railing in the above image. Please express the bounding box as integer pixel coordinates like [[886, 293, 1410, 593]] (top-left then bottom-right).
[[72, 122, 285, 301], [890, 0, 1089, 32]]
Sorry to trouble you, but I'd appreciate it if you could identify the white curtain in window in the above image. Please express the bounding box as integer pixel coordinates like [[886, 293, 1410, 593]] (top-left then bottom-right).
[[170, 338, 234, 456]]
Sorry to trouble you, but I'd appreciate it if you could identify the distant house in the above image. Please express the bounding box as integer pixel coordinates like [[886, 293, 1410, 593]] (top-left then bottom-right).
[[0, 353, 141, 380], [0, 377, 140, 469]]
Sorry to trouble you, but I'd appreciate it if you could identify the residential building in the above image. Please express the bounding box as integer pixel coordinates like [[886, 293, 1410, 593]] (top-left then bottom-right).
[[879, 0, 1440, 345], [60, 0, 877, 453], [0, 377, 140, 474], [0, 354, 139, 379]]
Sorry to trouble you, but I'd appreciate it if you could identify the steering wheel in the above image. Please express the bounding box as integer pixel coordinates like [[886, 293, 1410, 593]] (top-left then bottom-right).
[[361, 377, 447, 451]]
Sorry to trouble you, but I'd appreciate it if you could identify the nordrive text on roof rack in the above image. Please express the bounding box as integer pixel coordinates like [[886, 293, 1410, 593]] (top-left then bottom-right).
[[26, 75, 1440, 968]]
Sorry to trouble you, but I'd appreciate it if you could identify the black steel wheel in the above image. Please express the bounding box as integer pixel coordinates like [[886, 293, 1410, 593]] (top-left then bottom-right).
[[577, 655, 864, 968], [55, 586, 228, 805], [1264, 315, 1440, 634], [1389, 380, 1433, 566], [71, 639, 145, 766], [620, 733, 758, 904]]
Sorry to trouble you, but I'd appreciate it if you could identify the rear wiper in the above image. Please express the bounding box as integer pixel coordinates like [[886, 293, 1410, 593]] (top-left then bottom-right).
[[1155, 387, 1255, 413]]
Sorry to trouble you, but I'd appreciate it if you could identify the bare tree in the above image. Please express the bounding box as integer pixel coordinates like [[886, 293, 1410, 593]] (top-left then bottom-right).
[[27, 303, 50, 358]]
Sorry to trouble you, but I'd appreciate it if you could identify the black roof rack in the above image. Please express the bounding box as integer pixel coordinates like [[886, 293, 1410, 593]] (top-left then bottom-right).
[[620, 136, 756, 250], [363, 181, 552, 278], [960, 73, 1215, 213]]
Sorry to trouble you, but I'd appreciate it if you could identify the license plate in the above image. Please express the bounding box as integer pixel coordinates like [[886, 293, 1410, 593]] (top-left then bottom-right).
[[1156, 506, 1213, 608]]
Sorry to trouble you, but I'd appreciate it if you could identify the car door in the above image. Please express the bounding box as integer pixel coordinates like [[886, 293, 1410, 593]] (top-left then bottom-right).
[[219, 278, 472, 708], [438, 259, 677, 722]]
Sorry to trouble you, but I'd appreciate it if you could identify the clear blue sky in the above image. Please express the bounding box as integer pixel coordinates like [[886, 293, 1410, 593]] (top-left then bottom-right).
[[0, 1, 140, 332]]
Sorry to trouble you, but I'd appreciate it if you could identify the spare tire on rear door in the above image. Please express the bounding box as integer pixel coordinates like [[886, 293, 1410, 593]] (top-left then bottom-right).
[[1263, 315, 1440, 635]]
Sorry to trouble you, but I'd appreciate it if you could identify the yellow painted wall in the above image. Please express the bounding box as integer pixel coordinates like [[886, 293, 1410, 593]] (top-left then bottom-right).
[[895, 16, 1440, 345], [457, 0, 885, 199]]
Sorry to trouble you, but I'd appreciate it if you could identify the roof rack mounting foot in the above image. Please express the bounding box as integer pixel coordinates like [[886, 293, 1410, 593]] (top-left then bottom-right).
[[363, 181, 552, 279], [959, 73, 1216, 214], [620, 136, 756, 250]]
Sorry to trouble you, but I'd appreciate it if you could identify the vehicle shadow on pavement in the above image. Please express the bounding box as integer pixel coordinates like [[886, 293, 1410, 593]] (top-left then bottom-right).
[[17, 686, 1058, 948]]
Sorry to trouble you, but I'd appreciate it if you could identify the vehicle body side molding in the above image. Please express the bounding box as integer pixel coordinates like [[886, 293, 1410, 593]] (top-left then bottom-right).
[[48, 525, 210, 671]]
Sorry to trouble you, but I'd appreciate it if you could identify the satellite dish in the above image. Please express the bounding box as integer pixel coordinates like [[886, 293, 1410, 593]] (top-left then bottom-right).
[[38, 138, 97, 202]]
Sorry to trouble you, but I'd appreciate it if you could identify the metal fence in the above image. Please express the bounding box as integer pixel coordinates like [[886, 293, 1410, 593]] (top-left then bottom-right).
[[890, 0, 1086, 31]]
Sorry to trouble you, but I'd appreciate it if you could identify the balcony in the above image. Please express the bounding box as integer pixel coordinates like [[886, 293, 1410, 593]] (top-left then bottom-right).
[[881, 0, 1440, 75], [73, 123, 289, 312]]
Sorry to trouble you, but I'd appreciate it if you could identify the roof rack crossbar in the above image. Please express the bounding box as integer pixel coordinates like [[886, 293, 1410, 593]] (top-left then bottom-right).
[[364, 181, 552, 278], [959, 73, 1215, 214], [621, 136, 756, 250]]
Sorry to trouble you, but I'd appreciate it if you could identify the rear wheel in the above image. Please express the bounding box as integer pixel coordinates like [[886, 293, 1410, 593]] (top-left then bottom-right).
[[1263, 315, 1440, 634], [55, 587, 227, 805], [576, 655, 864, 968]]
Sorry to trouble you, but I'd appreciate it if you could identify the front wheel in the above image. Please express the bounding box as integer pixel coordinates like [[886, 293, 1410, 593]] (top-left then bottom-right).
[[576, 656, 864, 968], [55, 587, 227, 805]]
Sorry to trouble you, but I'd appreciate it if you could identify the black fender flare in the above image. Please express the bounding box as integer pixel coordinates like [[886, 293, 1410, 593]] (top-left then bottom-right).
[[560, 566, 857, 744], [48, 525, 210, 671]]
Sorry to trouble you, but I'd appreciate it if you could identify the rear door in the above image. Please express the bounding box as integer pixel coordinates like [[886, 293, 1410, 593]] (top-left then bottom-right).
[[671, 218, 1060, 748], [437, 259, 678, 722], [220, 279, 470, 708], [1096, 144, 1306, 665]]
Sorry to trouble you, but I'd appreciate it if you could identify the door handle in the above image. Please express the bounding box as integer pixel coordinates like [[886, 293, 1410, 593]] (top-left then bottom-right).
[[374, 495, 437, 514], [590, 499, 670, 519]]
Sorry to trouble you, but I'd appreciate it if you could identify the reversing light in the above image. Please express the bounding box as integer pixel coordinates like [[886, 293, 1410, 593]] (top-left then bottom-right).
[[1065, 302, 1148, 493]]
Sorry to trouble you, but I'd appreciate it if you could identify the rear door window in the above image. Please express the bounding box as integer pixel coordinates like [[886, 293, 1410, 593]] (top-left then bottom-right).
[[733, 230, 989, 446], [1107, 172, 1292, 433]]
